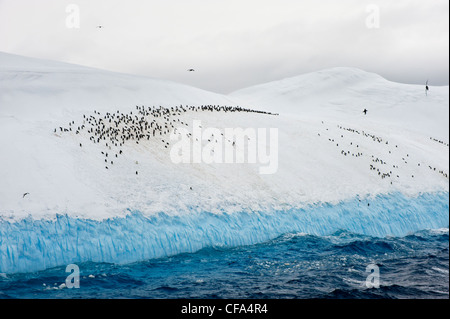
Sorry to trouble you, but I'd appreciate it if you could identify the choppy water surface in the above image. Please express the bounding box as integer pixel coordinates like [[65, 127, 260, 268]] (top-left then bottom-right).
[[1, 228, 448, 299]]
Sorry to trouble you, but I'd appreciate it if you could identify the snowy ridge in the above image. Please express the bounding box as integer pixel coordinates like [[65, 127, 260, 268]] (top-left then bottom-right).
[[231, 67, 449, 141], [0, 51, 238, 120], [1, 192, 448, 274]]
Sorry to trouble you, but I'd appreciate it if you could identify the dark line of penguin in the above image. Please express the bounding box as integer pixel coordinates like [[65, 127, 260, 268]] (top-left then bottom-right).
[[429, 137, 449, 147], [427, 137, 449, 178], [318, 122, 449, 182], [55, 104, 278, 174]]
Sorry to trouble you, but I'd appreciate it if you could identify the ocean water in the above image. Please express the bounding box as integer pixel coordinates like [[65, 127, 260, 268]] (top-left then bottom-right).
[[0, 228, 448, 299], [0, 192, 448, 299]]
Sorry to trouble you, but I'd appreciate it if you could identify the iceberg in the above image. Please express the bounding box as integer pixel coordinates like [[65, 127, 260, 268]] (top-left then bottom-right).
[[0, 52, 448, 274]]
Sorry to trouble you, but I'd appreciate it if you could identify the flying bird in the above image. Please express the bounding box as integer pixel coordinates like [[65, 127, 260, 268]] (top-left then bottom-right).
[[23, 192, 29, 198], [425, 80, 429, 96], [187, 69, 195, 72]]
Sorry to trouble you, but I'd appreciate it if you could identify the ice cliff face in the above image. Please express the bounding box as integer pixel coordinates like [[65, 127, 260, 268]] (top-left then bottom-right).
[[1, 192, 448, 274]]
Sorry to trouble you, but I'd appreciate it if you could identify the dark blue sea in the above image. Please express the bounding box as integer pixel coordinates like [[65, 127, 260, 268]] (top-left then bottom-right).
[[0, 227, 448, 299]]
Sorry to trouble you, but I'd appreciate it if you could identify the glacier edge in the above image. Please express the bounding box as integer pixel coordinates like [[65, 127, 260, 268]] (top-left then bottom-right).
[[0, 191, 448, 274]]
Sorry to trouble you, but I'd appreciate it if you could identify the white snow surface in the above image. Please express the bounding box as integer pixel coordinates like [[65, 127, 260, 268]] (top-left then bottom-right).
[[0, 52, 448, 221]]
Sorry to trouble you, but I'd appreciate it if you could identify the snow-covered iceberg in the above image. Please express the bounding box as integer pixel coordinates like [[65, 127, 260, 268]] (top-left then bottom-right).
[[0, 52, 448, 274]]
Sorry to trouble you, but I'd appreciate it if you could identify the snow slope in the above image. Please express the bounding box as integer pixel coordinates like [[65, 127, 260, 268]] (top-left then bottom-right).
[[231, 67, 449, 141], [0, 53, 448, 273], [0, 52, 239, 220]]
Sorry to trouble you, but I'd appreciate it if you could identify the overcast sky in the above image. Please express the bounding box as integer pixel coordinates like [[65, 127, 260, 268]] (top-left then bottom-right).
[[0, 0, 448, 93]]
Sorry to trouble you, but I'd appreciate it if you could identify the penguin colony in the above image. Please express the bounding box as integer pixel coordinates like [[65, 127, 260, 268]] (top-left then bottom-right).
[[318, 122, 449, 183], [56, 104, 277, 172], [55, 106, 447, 182]]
